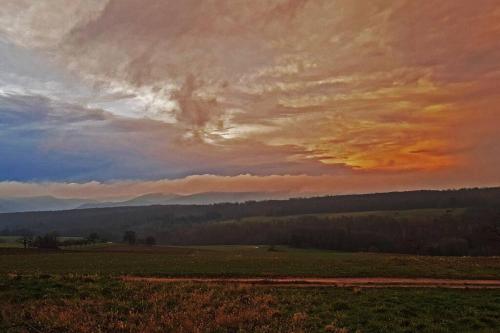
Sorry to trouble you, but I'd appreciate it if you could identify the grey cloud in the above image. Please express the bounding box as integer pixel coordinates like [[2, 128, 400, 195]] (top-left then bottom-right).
[[1, 1, 500, 182]]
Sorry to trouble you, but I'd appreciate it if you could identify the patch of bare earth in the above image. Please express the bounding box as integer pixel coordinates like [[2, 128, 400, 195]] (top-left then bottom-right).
[[121, 276, 500, 288]]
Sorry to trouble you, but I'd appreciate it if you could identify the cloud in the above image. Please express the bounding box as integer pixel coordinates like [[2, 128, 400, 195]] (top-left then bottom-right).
[[0, 0, 107, 48], [52, 0, 500, 169], [0, 1, 499, 193], [0, 93, 166, 181], [0, 170, 498, 200], [0, 91, 342, 181]]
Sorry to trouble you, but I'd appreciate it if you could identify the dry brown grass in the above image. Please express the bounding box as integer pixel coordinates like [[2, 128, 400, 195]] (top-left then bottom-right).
[[4, 275, 500, 332], [1, 282, 303, 333]]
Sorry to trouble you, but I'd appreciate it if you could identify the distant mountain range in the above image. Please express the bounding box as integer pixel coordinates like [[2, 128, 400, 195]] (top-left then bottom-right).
[[0, 196, 97, 213], [0, 192, 291, 213]]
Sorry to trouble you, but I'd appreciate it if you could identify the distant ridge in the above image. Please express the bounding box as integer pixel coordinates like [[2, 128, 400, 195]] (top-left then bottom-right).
[[0, 187, 499, 239], [0, 196, 97, 213], [77, 191, 290, 209], [0, 192, 291, 213]]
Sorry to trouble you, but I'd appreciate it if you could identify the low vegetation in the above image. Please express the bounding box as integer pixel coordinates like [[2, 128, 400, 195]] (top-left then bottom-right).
[[2, 245, 500, 332], [1, 274, 500, 333], [1, 245, 500, 279]]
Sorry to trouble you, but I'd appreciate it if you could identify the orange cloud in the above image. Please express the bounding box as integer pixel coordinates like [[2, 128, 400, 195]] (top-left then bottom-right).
[[0, 0, 499, 193], [1, 169, 498, 200]]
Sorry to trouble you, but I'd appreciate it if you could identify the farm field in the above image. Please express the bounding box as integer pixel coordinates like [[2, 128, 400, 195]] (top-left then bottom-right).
[[2, 242, 500, 332], [0, 236, 85, 248], [2, 246, 500, 332], [1, 245, 500, 279], [2, 274, 500, 332], [0, 236, 23, 248]]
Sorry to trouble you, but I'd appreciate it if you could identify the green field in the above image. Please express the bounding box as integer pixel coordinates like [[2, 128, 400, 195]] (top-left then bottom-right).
[[221, 208, 466, 225], [0, 236, 23, 248], [1, 274, 500, 333], [0, 235, 85, 248], [1, 245, 500, 279], [2, 245, 500, 332]]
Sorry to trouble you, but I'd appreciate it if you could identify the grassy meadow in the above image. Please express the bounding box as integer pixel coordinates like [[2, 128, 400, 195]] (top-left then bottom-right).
[[2, 274, 500, 333], [220, 208, 466, 225], [1, 244, 500, 279], [0, 236, 85, 248]]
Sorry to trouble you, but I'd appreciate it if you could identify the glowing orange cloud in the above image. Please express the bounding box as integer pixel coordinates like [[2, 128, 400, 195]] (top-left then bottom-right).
[[0, 0, 499, 195]]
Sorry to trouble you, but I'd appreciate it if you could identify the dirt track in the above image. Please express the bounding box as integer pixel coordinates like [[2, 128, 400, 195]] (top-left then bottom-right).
[[122, 276, 500, 289]]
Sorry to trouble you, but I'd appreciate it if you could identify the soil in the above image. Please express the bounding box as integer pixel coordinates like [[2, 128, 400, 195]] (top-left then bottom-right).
[[121, 276, 500, 289]]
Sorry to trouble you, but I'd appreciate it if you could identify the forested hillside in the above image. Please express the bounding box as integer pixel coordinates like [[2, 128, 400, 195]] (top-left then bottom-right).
[[1, 187, 499, 255], [158, 208, 500, 256]]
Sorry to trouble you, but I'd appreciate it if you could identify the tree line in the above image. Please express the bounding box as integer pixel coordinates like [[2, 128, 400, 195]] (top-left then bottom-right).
[[151, 208, 500, 256], [15, 232, 102, 249], [1, 187, 499, 240], [0, 188, 499, 255]]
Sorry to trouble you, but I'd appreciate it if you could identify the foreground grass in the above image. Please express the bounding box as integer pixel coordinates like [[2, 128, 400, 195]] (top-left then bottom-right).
[[1, 245, 500, 279], [1, 274, 500, 333], [2, 245, 499, 332]]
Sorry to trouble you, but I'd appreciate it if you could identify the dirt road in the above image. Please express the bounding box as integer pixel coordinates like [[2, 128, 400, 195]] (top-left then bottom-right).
[[122, 276, 500, 289]]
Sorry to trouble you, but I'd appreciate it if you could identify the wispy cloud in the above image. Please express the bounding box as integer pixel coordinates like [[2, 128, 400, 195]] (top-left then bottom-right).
[[0, 0, 499, 195], [1, 171, 496, 200]]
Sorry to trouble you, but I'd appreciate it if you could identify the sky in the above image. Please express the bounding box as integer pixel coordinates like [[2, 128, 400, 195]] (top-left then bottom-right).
[[0, 0, 499, 199]]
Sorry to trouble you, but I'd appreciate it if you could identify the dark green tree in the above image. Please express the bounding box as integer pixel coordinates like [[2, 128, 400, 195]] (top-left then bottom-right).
[[33, 232, 59, 249], [123, 230, 136, 245], [145, 236, 156, 246], [87, 232, 99, 243], [17, 234, 33, 249]]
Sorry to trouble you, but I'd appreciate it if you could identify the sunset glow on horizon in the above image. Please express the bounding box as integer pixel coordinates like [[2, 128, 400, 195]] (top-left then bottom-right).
[[0, 0, 499, 199]]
